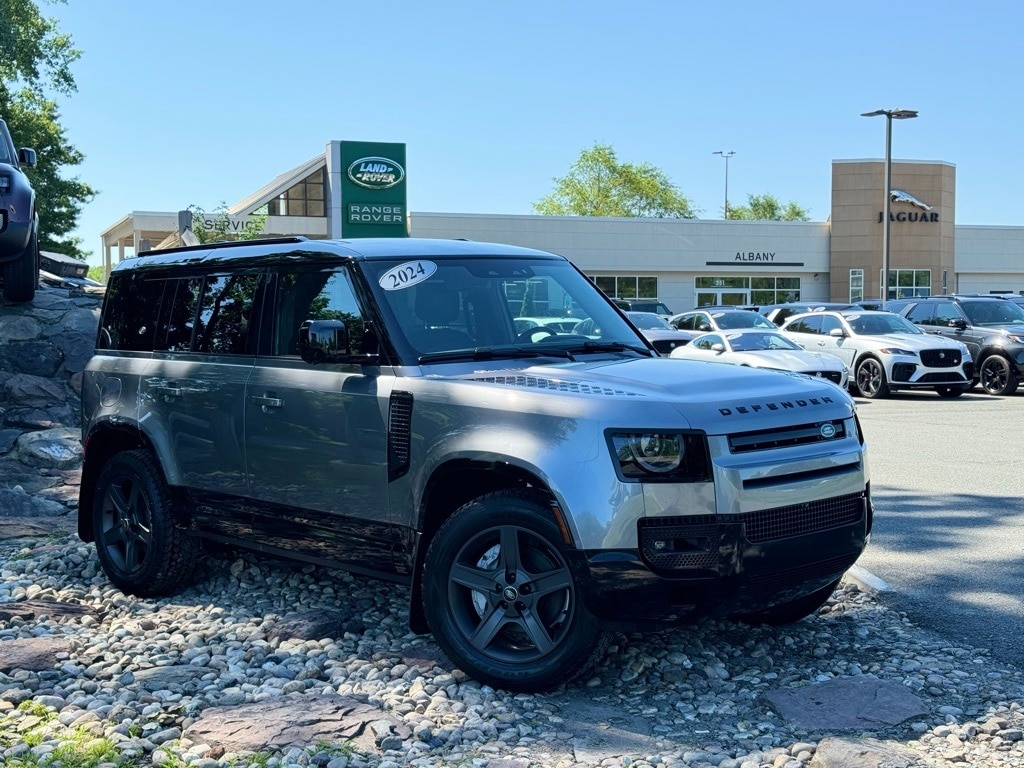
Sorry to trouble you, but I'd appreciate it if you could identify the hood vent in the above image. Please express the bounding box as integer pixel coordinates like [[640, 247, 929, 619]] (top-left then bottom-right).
[[469, 374, 644, 397]]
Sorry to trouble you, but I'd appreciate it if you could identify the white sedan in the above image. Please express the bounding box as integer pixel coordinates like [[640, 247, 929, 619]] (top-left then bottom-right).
[[670, 329, 849, 389]]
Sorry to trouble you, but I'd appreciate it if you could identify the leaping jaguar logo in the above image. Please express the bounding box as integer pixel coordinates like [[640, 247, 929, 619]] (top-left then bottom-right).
[[890, 189, 933, 211]]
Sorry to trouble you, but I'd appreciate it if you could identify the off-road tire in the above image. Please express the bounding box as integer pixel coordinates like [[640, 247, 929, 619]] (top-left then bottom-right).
[[2, 227, 39, 303], [92, 450, 199, 597], [422, 489, 607, 692]]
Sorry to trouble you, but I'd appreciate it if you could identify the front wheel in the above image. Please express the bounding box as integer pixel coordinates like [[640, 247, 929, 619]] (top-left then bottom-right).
[[92, 450, 199, 597], [979, 355, 1019, 396], [855, 356, 890, 399], [422, 489, 607, 692], [2, 227, 39, 303]]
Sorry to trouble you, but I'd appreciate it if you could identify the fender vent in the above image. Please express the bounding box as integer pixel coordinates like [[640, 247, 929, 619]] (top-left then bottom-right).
[[388, 391, 413, 481]]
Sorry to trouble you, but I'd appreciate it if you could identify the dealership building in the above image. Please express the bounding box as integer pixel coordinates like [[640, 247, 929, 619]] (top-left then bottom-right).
[[99, 140, 1024, 314]]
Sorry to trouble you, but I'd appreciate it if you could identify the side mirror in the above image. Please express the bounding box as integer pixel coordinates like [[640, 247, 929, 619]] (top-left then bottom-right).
[[698, 323, 712, 332], [299, 319, 349, 364], [948, 318, 968, 330], [711, 343, 726, 353], [829, 327, 846, 337], [17, 148, 37, 169]]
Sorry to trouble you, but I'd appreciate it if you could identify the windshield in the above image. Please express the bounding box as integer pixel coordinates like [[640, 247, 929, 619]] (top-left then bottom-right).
[[364, 255, 649, 362], [962, 300, 1024, 326], [727, 331, 801, 351], [847, 313, 922, 335]]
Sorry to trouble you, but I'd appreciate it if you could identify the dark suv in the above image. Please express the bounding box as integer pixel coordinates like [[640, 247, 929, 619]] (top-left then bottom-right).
[[887, 295, 1024, 395], [0, 118, 39, 303]]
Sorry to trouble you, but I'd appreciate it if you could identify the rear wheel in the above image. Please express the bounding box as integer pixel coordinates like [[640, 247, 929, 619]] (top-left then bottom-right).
[[935, 385, 966, 398], [422, 489, 607, 691], [855, 356, 889, 398], [979, 355, 1018, 396], [737, 578, 841, 625], [92, 450, 199, 597], [2, 227, 39, 303]]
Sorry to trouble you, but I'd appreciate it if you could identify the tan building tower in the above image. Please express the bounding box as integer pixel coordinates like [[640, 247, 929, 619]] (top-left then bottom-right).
[[830, 159, 956, 302]]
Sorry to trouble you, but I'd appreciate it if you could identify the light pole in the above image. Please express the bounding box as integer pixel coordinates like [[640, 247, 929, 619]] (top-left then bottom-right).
[[713, 150, 735, 219], [861, 109, 918, 308]]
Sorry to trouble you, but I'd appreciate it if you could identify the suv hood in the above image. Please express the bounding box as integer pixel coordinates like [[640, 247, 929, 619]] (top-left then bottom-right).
[[861, 333, 963, 350], [448, 356, 854, 431]]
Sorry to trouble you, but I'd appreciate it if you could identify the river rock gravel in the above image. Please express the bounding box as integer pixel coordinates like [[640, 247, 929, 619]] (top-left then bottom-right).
[[2, 531, 1023, 768]]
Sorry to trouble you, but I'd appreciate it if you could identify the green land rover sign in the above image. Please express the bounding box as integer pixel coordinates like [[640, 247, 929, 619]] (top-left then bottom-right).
[[340, 141, 408, 238]]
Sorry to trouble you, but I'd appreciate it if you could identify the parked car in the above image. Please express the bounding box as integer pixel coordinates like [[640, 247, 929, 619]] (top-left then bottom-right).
[[670, 329, 849, 389], [513, 316, 580, 336], [625, 310, 695, 354], [758, 303, 856, 327], [0, 118, 39, 303], [669, 309, 775, 333], [80, 236, 871, 692], [614, 299, 673, 318], [886, 295, 1024, 395], [780, 309, 973, 398]]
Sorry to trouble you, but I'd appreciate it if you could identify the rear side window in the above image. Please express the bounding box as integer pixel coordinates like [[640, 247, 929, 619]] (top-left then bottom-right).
[[97, 272, 165, 351], [193, 274, 263, 354], [155, 277, 203, 352], [786, 315, 822, 334]]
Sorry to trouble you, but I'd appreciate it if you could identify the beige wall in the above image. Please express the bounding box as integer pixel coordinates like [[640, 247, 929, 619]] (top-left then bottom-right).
[[830, 160, 955, 301]]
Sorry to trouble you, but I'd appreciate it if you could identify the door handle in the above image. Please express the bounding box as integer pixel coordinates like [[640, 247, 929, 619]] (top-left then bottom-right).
[[251, 394, 283, 412], [152, 385, 182, 397]]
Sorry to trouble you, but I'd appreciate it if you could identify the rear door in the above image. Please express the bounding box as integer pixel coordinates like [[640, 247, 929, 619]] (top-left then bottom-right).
[[906, 302, 981, 362]]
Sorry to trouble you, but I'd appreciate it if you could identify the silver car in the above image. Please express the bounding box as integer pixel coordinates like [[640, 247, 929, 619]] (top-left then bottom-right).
[[780, 310, 973, 398], [80, 237, 871, 692], [670, 329, 849, 389]]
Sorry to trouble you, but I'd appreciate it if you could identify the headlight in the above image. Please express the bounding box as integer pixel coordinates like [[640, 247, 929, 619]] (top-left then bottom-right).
[[877, 347, 917, 356], [0, 174, 10, 194], [608, 431, 711, 482], [1007, 335, 1024, 344]]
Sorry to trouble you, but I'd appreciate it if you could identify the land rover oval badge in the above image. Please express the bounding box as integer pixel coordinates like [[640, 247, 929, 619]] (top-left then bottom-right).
[[347, 157, 405, 190], [820, 423, 837, 439]]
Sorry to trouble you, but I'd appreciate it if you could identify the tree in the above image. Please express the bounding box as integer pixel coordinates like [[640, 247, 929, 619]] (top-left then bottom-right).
[[534, 143, 698, 219], [727, 193, 810, 222], [188, 202, 268, 244], [1, 0, 95, 260]]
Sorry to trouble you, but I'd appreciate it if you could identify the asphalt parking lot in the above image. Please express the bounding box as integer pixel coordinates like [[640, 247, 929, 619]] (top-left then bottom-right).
[[853, 385, 1024, 668]]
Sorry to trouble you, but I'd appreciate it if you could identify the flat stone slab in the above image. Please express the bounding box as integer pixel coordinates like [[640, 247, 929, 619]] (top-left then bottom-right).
[[0, 637, 73, 672], [553, 696, 654, 763], [765, 674, 928, 730], [810, 736, 921, 767], [183, 693, 410, 754]]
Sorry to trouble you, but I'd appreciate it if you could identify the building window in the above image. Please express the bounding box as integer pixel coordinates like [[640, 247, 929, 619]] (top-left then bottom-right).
[[882, 269, 931, 299], [268, 168, 327, 217], [590, 275, 659, 300], [850, 269, 864, 302], [695, 276, 800, 305]]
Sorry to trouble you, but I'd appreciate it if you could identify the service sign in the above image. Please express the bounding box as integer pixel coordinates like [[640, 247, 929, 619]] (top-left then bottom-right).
[[340, 141, 408, 239]]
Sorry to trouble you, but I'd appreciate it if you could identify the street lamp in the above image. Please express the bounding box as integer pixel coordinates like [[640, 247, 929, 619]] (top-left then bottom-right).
[[713, 150, 735, 219], [861, 108, 918, 309]]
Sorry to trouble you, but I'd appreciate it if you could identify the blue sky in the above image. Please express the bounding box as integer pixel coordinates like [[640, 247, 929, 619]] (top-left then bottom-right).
[[39, 1, 1024, 265]]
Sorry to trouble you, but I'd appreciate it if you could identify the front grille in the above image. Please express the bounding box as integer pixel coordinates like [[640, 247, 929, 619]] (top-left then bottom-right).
[[637, 493, 866, 574], [744, 492, 864, 543], [921, 349, 962, 367], [652, 339, 687, 354], [728, 419, 846, 453]]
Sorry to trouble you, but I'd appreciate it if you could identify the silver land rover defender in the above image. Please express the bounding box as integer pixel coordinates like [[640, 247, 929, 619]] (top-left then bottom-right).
[[79, 237, 871, 691]]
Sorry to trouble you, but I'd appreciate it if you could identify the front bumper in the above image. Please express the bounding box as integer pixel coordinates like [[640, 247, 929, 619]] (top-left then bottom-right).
[[574, 489, 871, 628]]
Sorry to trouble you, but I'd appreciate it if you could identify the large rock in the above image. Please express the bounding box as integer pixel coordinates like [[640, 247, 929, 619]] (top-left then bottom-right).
[[0, 488, 67, 516], [14, 427, 82, 470], [765, 674, 928, 730], [2, 374, 67, 408], [0, 315, 42, 342], [0, 341, 63, 377], [0, 637, 73, 673], [810, 736, 920, 768]]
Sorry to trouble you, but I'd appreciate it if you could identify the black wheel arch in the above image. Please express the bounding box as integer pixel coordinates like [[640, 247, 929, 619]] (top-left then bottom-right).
[[407, 459, 562, 634], [78, 424, 188, 542]]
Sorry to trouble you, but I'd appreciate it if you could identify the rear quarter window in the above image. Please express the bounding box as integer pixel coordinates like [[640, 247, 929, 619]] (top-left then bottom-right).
[[97, 272, 166, 352]]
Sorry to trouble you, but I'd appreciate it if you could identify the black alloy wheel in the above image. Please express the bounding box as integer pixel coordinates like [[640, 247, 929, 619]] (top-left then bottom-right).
[[979, 355, 1019, 396], [855, 356, 890, 399]]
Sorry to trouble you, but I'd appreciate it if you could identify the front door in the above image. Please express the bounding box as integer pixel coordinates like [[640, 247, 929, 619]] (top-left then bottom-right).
[[696, 289, 749, 307]]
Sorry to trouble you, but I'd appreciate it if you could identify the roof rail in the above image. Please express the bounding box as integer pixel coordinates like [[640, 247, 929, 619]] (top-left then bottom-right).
[[139, 236, 309, 256]]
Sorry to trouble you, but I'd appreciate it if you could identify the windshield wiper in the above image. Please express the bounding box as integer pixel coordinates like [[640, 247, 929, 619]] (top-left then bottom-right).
[[562, 340, 654, 357], [418, 346, 576, 364]]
